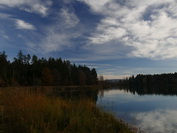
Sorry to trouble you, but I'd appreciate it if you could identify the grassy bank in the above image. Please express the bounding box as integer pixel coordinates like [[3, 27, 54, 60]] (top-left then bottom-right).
[[1, 88, 135, 133]]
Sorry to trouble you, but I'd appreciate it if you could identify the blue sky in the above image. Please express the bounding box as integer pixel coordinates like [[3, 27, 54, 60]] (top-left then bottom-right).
[[0, 0, 177, 79]]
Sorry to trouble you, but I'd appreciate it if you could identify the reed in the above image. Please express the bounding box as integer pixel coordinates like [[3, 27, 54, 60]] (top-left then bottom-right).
[[2, 87, 134, 133]]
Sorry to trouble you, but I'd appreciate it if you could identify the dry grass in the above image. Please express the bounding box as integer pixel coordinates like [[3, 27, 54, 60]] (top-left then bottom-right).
[[1, 87, 134, 133]]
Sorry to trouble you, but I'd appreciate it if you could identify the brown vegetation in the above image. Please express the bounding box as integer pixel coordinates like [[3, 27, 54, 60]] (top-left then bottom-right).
[[1, 87, 134, 133]]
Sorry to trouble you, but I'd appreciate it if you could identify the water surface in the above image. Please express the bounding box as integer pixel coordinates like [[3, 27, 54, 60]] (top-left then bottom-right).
[[97, 89, 177, 133]]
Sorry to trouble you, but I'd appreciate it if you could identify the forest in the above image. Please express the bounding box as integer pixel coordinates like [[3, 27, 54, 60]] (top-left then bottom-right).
[[0, 50, 98, 86], [118, 73, 177, 95], [120, 73, 177, 87]]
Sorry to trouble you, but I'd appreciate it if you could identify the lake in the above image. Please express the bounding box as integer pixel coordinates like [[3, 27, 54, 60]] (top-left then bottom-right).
[[97, 88, 177, 133]]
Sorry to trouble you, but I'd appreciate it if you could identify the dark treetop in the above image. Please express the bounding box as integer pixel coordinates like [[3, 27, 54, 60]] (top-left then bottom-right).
[[0, 50, 98, 86]]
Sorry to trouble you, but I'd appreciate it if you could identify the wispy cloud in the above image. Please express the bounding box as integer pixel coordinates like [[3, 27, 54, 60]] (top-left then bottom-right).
[[27, 7, 80, 53], [79, 0, 177, 60], [0, 30, 9, 40], [16, 19, 36, 30], [59, 7, 80, 28], [0, 13, 13, 19], [0, 0, 52, 16]]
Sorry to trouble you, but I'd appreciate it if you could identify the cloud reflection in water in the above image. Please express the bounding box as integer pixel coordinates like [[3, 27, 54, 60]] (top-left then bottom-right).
[[131, 109, 177, 133], [98, 89, 177, 133]]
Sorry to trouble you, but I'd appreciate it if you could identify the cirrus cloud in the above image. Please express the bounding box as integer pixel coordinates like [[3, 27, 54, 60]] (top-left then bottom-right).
[[0, 0, 52, 16], [27, 7, 80, 53], [79, 0, 177, 60]]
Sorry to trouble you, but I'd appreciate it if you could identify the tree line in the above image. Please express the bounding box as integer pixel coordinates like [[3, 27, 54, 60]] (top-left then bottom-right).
[[0, 50, 98, 86], [120, 73, 177, 87], [118, 73, 177, 95]]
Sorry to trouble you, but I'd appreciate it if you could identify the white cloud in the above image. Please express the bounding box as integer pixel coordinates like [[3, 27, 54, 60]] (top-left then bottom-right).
[[27, 27, 72, 53], [16, 19, 36, 30], [20, 4, 49, 16], [79, 0, 177, 60], [36, 30, 71, 53], [0, 0, 52, 16], [89, 17, 127, 44], [59, 8, 80, 28], [27, 7, 80, 53]]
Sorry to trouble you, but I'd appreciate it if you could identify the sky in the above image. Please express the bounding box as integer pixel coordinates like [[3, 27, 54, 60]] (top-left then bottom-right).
[[0, 0, 177, 79]]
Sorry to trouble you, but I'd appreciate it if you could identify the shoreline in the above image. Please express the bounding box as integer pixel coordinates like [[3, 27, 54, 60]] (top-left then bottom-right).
[[1, 87, 137, 133], [1, 87, 145, 133]]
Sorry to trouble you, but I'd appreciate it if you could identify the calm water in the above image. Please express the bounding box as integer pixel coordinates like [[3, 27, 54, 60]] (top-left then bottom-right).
[[97, 89, 177, 133]]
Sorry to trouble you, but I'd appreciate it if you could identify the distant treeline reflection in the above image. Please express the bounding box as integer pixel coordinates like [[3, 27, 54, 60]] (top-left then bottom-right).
[[51, 87, 98, 102], [118, 73, 177, 95], [24, 86, 99, 102]]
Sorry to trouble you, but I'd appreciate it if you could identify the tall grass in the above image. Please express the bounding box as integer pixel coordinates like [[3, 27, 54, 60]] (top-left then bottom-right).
[[2, 87, 134, 133]]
